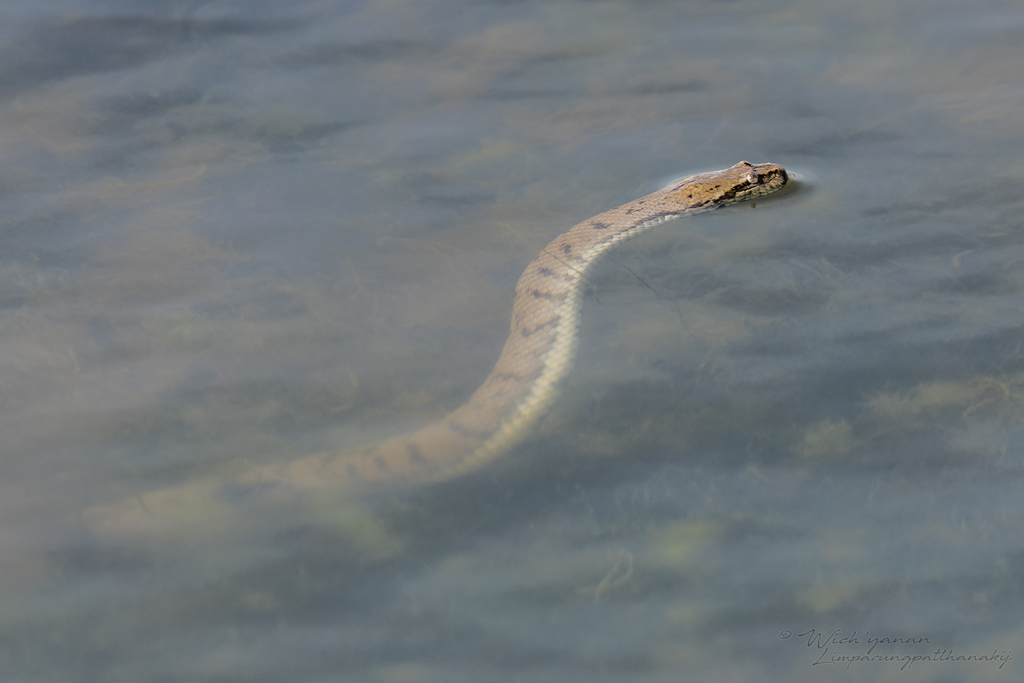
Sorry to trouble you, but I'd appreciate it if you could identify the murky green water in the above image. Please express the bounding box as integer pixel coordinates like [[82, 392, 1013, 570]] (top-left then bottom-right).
[[2, 0, 1023, 681]]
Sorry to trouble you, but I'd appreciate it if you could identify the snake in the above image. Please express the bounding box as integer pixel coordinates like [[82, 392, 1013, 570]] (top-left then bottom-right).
[[87, 161, 788, 533]]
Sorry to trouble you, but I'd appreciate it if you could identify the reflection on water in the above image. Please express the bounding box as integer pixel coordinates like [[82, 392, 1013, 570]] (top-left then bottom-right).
[[1, 0, 1024, 680]]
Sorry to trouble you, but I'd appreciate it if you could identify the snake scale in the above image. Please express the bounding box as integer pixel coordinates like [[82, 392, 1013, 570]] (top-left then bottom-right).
[[89, 161, 787, 533]]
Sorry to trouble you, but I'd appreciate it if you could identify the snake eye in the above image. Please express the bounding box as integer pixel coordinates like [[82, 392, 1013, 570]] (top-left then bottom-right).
[[745, 171, 761, 185]]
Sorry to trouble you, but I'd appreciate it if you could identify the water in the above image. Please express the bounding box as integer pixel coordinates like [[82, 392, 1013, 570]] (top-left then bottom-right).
[[2, 0, 1023, 681]]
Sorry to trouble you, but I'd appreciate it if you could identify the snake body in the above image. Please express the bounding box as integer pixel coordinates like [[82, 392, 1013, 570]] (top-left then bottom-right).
[[88, 162, 788, 534], [275, 161, 788, 493]]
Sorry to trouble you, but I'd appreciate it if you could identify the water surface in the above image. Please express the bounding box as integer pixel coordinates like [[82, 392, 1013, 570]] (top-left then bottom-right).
[[2, 0, 1023, 681]]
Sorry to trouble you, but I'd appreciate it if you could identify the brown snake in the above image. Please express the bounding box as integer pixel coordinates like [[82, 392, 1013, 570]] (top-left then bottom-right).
[[88, 161, 788, 533]]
